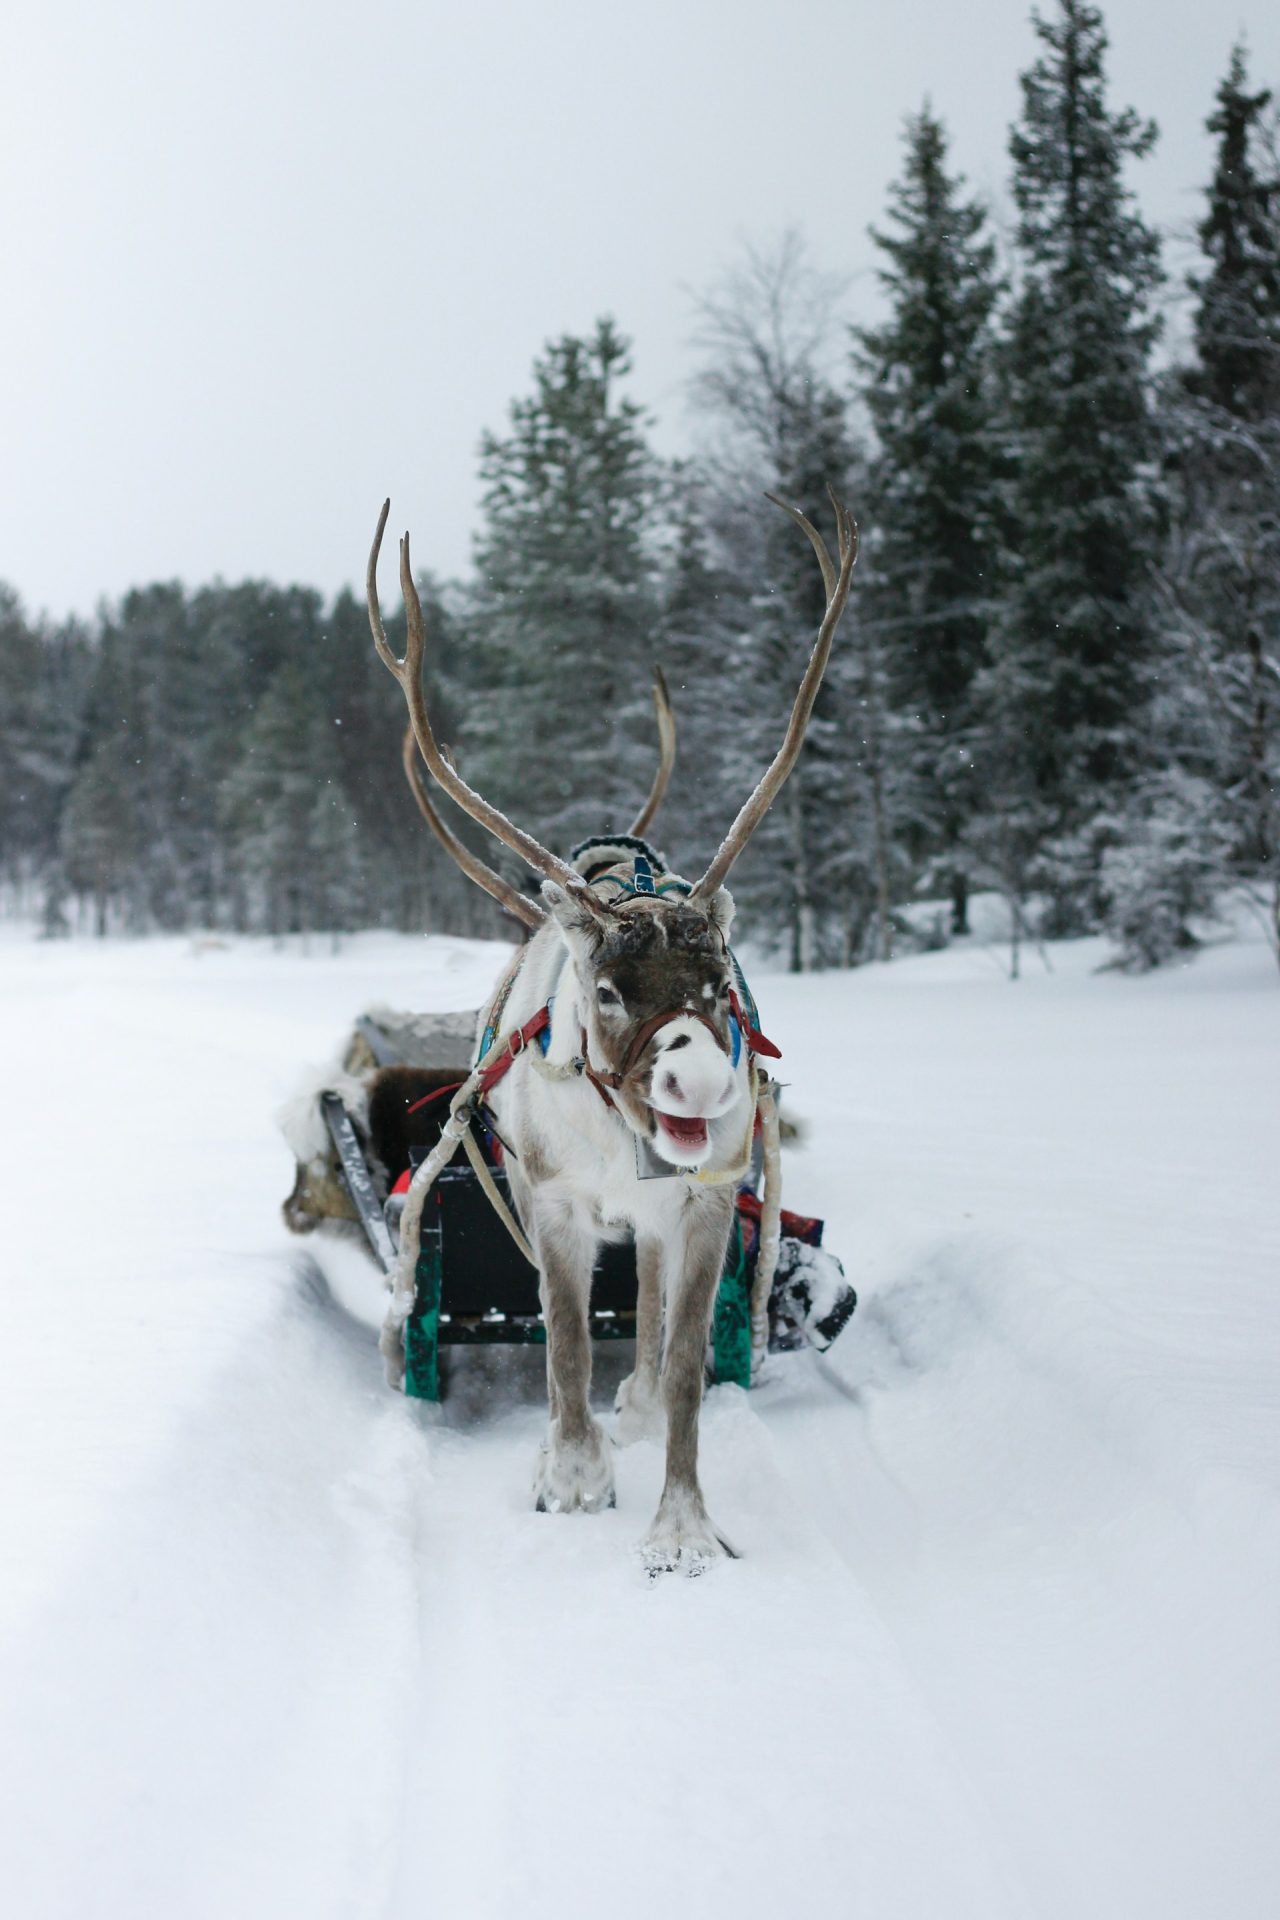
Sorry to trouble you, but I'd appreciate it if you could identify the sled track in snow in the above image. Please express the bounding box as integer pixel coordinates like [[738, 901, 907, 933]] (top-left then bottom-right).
[[1, 1251, 1022, 1919], [755, 1235, 1280, 1920], [6, 927, 1280, 1919], [4, 1232, 1279, 1920], [0, 1260, 426, 1919]]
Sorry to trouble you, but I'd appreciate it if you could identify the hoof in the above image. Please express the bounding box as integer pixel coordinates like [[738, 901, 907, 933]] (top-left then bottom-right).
[[613, 1371, 665, 1447], [538, 1489, 613, 1513], [532, 1421, 615, 1515], [639, 1490, 736, 1578]]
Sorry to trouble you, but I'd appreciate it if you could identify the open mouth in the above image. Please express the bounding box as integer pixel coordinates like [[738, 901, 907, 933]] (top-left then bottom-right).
[[654, 1111, 709, 1152]]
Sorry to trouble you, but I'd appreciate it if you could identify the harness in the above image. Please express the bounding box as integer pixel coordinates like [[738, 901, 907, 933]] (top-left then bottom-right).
[[476, 856, 778, 1101], [377, 857, 786, 1384]]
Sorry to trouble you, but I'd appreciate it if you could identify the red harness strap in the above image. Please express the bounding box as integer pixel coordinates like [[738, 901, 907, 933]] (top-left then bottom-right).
[[476, 1005, 553, 1098], [472, 989, 777, 1112], [729, 989, 781, 1061]]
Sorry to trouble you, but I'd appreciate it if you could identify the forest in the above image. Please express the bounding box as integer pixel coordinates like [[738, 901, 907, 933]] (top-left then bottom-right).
[[2, 2, 1277, 974]]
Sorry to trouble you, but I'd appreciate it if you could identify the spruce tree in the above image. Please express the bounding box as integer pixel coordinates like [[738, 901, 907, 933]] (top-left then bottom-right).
[[0, 595, 92, 911], [1191, 44, 1280, 420], [460, 319, 663, 858], [1164, 42, 1280, 964], [307, 786, 363, 946], [219, 663, 350, 937], [60, 733, 143, 936], [853, 105, 1005, 934], [311, 584, 455, 935], [977, 0, 1163, 927], [0, 588, 45, 894]]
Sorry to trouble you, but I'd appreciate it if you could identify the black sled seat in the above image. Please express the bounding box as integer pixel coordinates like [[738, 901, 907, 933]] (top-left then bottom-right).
[[285, 1011, 855, 1402], [400, 1160, 647, 1400]]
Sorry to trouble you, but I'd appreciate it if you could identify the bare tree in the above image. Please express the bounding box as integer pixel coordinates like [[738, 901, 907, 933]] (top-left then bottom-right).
[[685, 233, 875, 969]]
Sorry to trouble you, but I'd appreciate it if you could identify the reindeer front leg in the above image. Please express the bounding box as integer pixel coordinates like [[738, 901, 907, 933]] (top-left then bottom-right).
[[641, 1190, 736, 1576], [531, 1196, 615, 1515]]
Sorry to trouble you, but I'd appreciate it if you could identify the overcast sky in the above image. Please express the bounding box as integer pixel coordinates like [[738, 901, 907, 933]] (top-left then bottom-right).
[[4, 0, 1277, 622]]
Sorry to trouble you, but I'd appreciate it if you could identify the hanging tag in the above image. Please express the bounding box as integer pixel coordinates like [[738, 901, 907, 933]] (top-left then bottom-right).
[[635, 1132, 680, 1180]]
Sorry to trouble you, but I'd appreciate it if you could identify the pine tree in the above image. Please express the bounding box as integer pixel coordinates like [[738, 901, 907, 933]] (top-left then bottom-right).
[[976, 0, 1163, 929], [0, 591, 92, 907], [1163, 42, 1280, 964], [313, 582, 491, 936], [0, 588, 48, 895], [219, 663, 347, 937], [1191, 44, 1280, 420], [307, 786, 363, 947], [460, 319, 664, 860], [104, 584, 204, 929], [852, 105, 1005, 935], [60, 732, 144, 935]]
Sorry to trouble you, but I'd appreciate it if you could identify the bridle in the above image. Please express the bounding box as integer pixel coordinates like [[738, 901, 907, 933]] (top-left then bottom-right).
[[474, 877, 780, 1132], [579, 1003, 731, 1109]]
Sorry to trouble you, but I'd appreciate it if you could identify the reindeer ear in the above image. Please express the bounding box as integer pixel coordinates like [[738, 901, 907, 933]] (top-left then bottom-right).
[[541, 879, 608, 947], [705, 886, 735, 941]]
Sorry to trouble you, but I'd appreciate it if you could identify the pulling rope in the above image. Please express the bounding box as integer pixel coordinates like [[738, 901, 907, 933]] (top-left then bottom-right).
[[751, 1080, 783, 1374], [459, 1122, 537, 1266]]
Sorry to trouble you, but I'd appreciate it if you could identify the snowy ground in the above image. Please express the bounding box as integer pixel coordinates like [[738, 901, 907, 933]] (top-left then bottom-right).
[[1, 917, 1277, 1919]]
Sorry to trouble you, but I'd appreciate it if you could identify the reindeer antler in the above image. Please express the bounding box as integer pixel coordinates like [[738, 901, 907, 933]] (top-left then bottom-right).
[[368, 500, 593, 903], [628, 667, 676, 837], [399, 668, 674, 925], [399, 726, 544, 931], [689, 490, 857, 901]]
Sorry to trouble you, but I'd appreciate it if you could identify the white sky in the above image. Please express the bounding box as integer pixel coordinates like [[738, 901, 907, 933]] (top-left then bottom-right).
[[3, 0, 1277, 621]]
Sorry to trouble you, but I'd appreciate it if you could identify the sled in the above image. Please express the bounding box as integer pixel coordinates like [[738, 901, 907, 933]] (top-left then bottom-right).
[[282, 1008, 855, 1401]]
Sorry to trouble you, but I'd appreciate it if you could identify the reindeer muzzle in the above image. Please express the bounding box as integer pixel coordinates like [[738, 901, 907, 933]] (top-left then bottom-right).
[[583, 1007, 729, 1098]]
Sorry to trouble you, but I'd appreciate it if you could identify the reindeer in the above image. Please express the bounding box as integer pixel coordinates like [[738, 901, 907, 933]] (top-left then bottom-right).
[[366, 492, 856, 1573]]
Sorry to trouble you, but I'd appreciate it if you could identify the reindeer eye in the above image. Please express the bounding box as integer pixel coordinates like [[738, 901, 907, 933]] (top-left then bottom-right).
[[596, 982, 623, 1011]]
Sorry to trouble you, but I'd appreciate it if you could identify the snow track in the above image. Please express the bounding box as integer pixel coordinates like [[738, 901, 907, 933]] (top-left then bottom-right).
[[0, 1262, 424, 1918], [761, 1240, 1280, 1920], [1, 1255, 1018, 1920], [390, 1346, 1020, 1919], [2, 926, 1278, 1917]]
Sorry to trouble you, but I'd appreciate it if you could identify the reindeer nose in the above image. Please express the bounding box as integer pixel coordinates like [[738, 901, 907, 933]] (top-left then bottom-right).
[[653, 1030, 735, 1118]]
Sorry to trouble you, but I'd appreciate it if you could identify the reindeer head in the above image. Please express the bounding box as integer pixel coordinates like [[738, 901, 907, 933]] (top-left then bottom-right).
[[543, 881, 739, 1166]]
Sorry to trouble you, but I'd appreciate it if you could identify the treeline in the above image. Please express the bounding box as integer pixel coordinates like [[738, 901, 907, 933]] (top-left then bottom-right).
[[2, 2, 1277, 971], [0, 579, 491, 940]]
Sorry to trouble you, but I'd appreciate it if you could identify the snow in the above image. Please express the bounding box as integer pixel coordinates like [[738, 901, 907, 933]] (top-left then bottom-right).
[[1, 920, 1278, 1918]]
